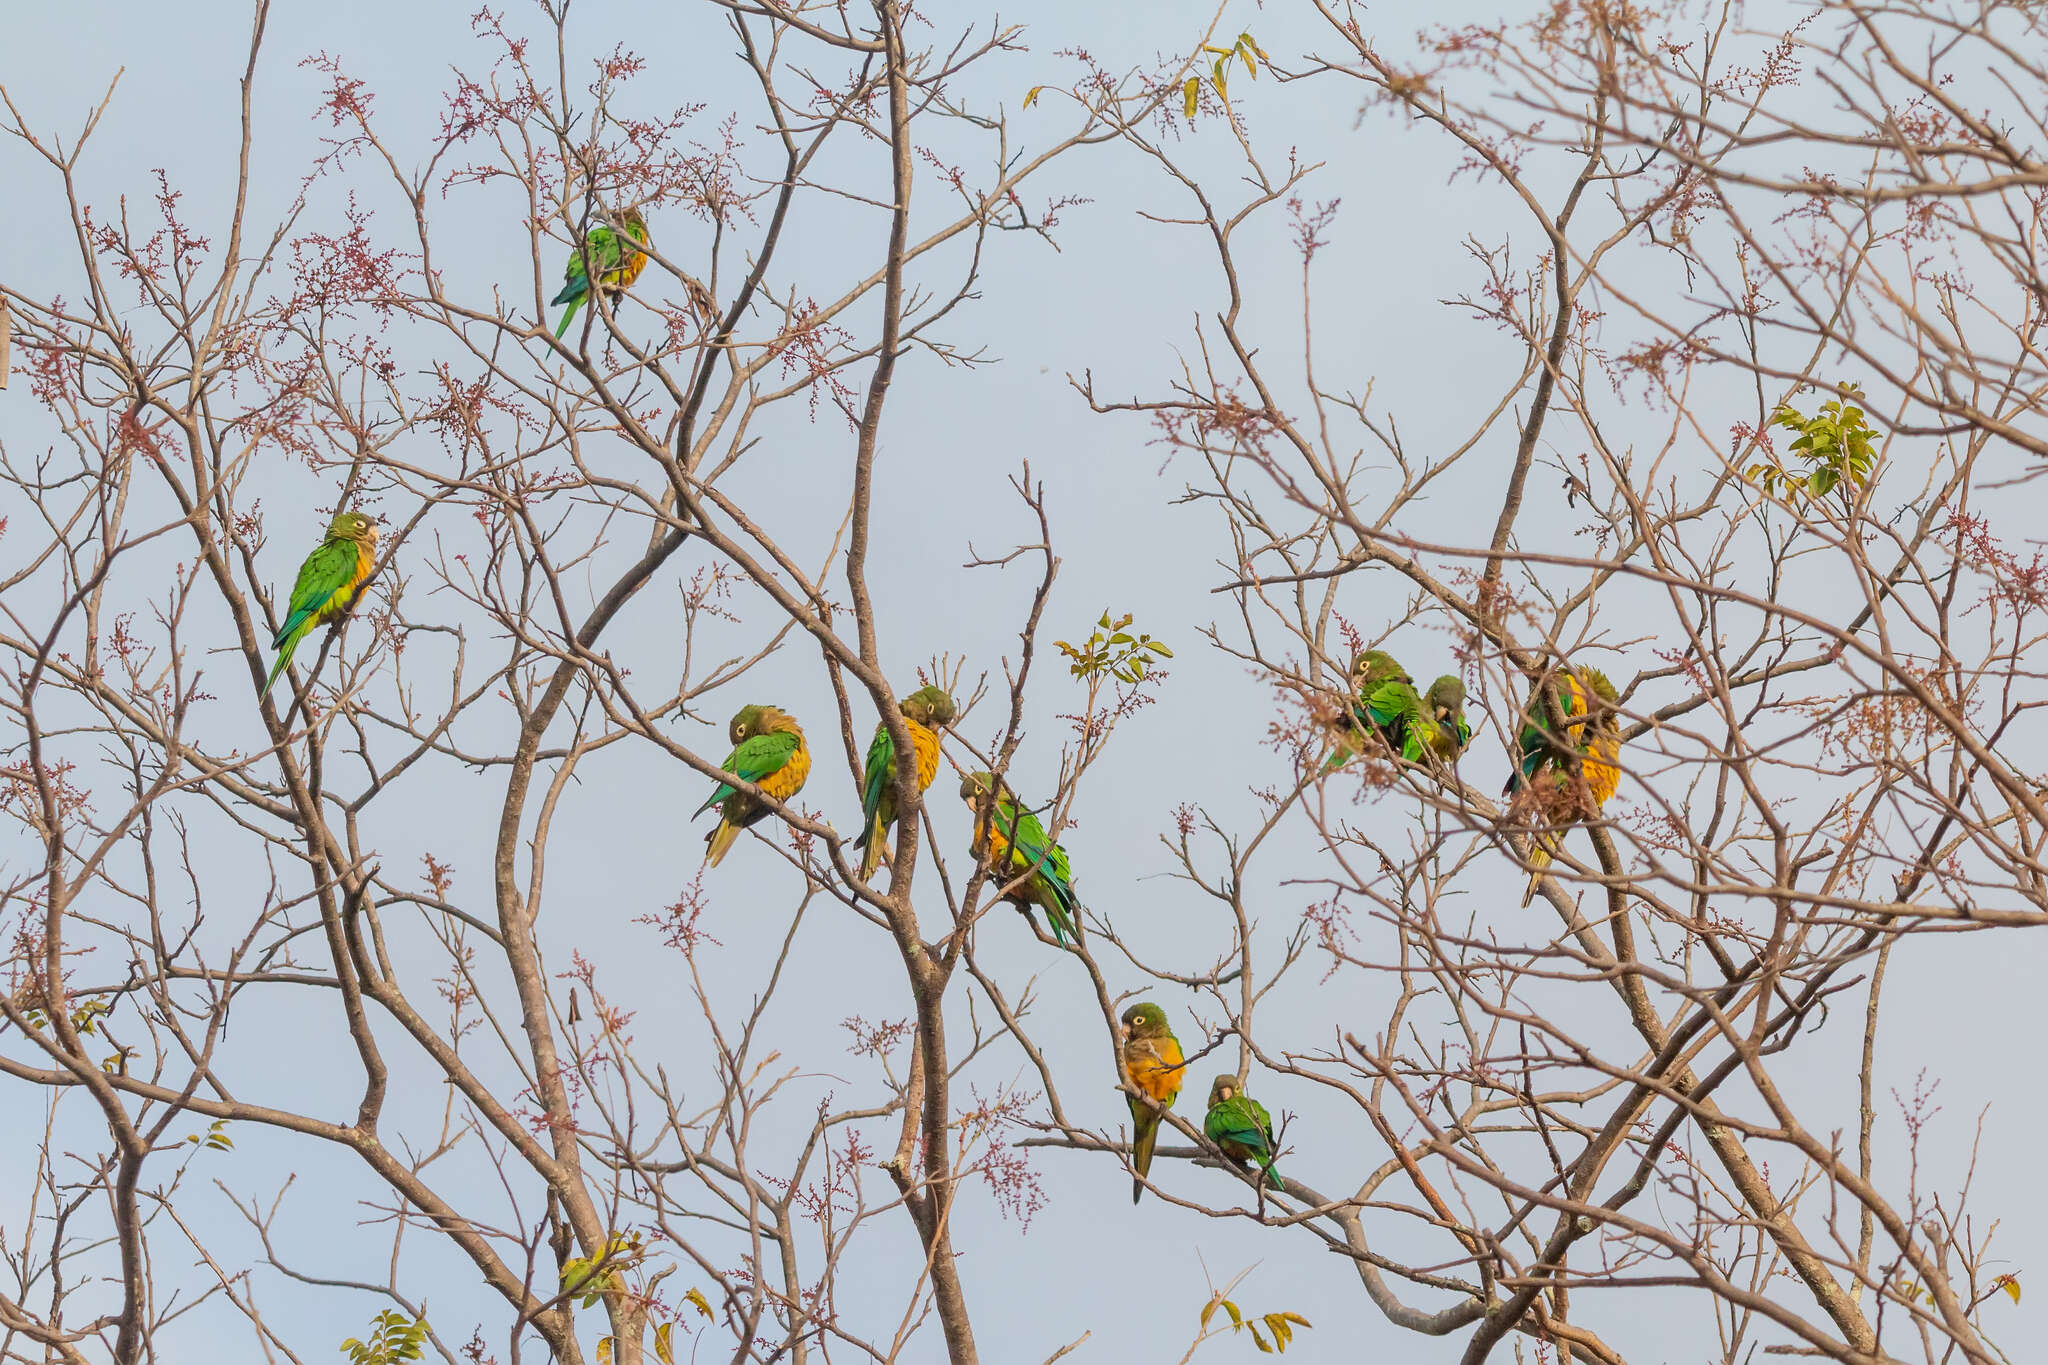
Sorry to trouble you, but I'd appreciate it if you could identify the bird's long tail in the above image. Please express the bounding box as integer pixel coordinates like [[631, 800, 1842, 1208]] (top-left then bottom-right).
[[1131, 1113, 1159, 1205], [859, 813, 886, 880], [1044, 889, 1077, 948], [260, 629, 302, 699], [1260, 1157, 1284, 1190], [553, 293, 584, 339], [1520, 836, 1556, 908], [704, 819, 741, 869]]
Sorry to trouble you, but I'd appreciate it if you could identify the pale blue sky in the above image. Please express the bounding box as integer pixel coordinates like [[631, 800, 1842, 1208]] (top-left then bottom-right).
[[2, 3, 2042, 1363]]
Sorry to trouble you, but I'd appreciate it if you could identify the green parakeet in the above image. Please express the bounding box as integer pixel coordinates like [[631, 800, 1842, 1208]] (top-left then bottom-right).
[[959, 771, 1079, 946], [1504, 666, 1624, 906], [1120, 1001, 1185, 1204], [1325, 648, 1412, 770], [552, 207, 650, 339], [1419, 675, 1473, 764], [1204, 1074, 1282, 1188], [695, 704, 811, 867], [261, 510, 380, 698], [854, 684, 958, 880]]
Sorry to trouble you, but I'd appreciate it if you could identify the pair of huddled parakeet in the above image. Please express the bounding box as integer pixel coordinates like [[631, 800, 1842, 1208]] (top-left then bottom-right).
[[1328, 649, 1473, 771], [1118, 1001, 1283, 1204]]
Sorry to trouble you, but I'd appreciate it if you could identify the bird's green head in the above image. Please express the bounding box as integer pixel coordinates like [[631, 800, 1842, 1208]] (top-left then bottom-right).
[[1425, 675, 1467, 720], [327, 510, 378, 545], [729, 704, 769, 745], [1575, 667, 1620, 731], [959, 770, 1008, 806], [1576, 666, 1619, 707], [901, 685, 958, 729], [1207, 1075, 1239, 1107], [1120, 1001, 1171, 1042], [1350, 649, 1407, 689]]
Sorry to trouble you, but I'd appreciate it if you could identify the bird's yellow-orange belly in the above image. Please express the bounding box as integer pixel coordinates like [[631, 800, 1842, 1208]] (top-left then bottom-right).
[[761, 744, 811, 803]]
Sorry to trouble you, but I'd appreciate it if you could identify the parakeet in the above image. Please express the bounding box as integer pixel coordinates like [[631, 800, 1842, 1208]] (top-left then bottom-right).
[[261, 510, 380, 698], [854, 684, 958, 880], [1420, 675, 1474, 764], [1325, 649, 1413, 771], [959, 771, 1079, 946], [1204, 1074, 1282, 1188], [695, 704, 811, 868], [1120, 1001, 1185, 1204], [1505, 666, 1623, 906], [552, 207, 650, 339]]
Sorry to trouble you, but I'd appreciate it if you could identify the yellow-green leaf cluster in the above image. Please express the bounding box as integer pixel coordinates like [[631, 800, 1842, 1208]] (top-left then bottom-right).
[[1186, 32, 1269, 120], [1200, 1293, 1313, 1354], [1747, 384, 1877, 500], [341, 1310, 429, 1365], [182, 1119, 234, 1152], [1054, 611, 1173, 684]]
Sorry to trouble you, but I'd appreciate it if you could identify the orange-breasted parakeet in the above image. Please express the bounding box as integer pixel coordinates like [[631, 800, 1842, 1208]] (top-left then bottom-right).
[[552, 207, 649, 339], [696, 704, 811, 867], [261, 510, 380, 698], [1505, 665, 1623, 905], [960, 771, 1079, 946], [1120, 1001, 1185, 1204], [854, 684, 957, 880], [1204, 1074, 1281, 1189]]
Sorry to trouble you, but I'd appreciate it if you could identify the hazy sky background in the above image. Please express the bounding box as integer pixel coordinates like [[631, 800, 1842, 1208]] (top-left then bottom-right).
[[3, 2, 2043, 1362]]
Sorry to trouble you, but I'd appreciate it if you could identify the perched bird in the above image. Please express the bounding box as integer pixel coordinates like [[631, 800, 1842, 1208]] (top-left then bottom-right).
[[1325, 649, 1412, 771], [959, 771, 1080, 946], [854, 684, 958, 880], [695, 704, 812, 868], [1419, 675, 1474, 764], [1203, 1074, 1282, 1189], [552, 206, 650, 339], [261, 510, 380, 698], [1505, 666, 1623, 906], [1120, 1001, 1186, 1204]]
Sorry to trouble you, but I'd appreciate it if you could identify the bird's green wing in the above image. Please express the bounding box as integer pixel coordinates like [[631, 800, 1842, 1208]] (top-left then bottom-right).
[[1364, 678, 1417, 726], [274, 539, 362, 648], [855, 724, 895, 847], [1203, 1096, 1272, 1156], [695, 730, 800, 818], [1000, 797, 1078, 944], [552, 225, 622, 308], [1003, 800, 1075, 902], [552, 246, 591, 306]]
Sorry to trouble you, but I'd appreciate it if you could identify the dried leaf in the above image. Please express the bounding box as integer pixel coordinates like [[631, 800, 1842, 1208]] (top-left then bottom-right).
[[1183, 77, 1200, 119]]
